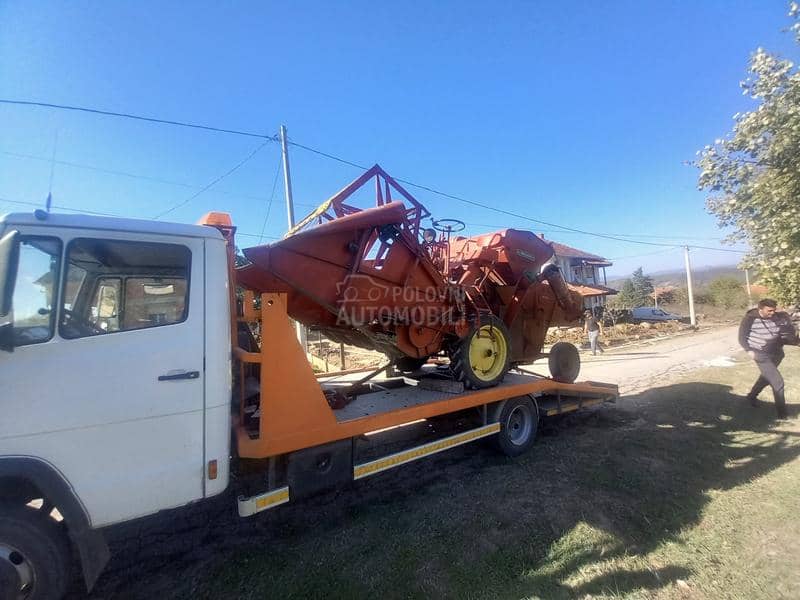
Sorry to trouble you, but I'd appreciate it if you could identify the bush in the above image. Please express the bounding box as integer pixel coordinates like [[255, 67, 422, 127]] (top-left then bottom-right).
[[707, 276, 749, 309]]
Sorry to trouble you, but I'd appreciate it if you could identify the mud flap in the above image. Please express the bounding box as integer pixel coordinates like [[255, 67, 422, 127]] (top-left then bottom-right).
[[286, 439, 353, 500]]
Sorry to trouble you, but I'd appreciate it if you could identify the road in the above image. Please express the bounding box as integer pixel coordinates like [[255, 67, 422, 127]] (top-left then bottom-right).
[[527, 325, 742, 394]]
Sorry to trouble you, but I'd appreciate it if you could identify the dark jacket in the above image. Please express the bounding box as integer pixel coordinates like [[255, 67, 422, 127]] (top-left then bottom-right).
[[738, 308, 800, 354]]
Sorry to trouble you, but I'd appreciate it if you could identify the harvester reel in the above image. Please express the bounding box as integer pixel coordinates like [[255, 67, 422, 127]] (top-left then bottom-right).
[[548, 342, 580, 383], [450, 315, 510, 389]]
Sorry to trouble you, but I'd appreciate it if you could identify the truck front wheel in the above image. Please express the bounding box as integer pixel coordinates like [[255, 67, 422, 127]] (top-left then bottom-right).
[[0, 504, 71, 600]]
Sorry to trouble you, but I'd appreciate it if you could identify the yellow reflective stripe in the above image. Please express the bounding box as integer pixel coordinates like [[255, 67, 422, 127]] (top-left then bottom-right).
[[254, 487, 290, 511], [353, 422, 501, 480]]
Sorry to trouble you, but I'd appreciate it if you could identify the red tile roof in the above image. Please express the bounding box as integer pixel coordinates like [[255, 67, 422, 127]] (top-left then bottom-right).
[[568, 283, 618, 297], [545, 239, 608, 261]]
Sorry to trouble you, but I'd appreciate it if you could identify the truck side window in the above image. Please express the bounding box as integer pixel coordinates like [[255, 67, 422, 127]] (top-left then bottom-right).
[[123, 277, 186, 330], [12, 237, 62, 346], [59, 238, 191, 339]]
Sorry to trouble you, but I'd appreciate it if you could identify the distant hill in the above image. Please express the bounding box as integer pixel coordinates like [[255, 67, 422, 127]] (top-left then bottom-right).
[[607, 265, 748, 289]]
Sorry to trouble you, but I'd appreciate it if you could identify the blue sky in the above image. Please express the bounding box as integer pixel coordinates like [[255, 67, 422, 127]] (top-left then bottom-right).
[[1, 1, 797, 277]]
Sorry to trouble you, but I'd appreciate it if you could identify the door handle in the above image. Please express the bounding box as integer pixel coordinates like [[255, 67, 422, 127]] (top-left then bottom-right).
[[158, 370, 200, 382]]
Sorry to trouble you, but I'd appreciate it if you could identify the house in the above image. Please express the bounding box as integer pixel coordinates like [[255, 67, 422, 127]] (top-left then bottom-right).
[[539, 236, 617, 310]]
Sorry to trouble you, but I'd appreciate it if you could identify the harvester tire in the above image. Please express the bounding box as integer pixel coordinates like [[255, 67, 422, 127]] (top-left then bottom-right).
[[450, 315, 510, 389], [548, 342, 580, 383]]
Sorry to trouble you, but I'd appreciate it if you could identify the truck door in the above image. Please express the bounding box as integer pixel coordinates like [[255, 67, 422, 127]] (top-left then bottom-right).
[[0, 231, 207, 527]]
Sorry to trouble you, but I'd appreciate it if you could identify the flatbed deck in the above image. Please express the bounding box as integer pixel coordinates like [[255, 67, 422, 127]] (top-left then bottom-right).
[[323, 368, 617, 422], [237, 368, 619, 517]]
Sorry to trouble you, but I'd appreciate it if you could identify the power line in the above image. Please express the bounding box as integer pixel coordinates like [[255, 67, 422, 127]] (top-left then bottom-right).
[[609, 247, 681, 261], [0, 149, 275, 203], [0, 196, 126, 217], [0, 195, 280, 239], [684, 244, 745, 254], [0, 99, 278, 141], [286, 140, 369, 171], [154, 141, 271, 219], [457, 219, 725, 242], [0, 193, 745, 258], [284, 142, 717, 249], [8, 148, 725, 243], [0, 98, 747, 251]]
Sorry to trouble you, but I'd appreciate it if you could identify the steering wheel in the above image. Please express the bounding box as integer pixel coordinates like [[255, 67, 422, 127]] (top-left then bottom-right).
[[432, 219, 466, 234], [61, 309, 106, 337]]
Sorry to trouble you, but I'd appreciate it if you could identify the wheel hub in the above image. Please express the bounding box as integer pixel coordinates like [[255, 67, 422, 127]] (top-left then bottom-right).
[[0, 543, 34, 600], [468, 325, 508, 381], [506, 405, 533, 446]]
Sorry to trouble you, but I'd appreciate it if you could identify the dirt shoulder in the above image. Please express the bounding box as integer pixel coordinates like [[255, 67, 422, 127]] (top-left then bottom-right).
[[531, 324, 741, 394]]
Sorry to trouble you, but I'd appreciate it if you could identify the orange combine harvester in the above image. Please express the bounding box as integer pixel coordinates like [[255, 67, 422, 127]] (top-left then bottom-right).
[[237, 165, 585, 388]]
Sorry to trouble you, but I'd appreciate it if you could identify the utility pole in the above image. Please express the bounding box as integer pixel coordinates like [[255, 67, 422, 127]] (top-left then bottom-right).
[[684, 246, 696, 326], [279, 125, 296, 232], [744, 269, 753, 306], [279, 124, 307, 350]]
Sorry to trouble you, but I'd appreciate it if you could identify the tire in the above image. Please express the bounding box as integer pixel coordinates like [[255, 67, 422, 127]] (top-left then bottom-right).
[[491, 396, 539, 457], [395, 356, 429, 373], [450, 315, 511, 389], [548, 341, 580, 383], [0, 504, 71, 600]]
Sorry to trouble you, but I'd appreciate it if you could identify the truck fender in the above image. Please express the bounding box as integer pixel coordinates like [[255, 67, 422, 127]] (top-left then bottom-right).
[[487, 394, 540, 423], [0, 456, 110, 591]]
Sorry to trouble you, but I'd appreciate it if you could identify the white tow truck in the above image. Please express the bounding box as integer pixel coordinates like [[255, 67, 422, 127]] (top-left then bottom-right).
[[0, 210, 617, 599]]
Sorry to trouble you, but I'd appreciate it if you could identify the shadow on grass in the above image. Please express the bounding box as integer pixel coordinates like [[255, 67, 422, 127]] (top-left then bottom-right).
[[86, 381, 800, 600]]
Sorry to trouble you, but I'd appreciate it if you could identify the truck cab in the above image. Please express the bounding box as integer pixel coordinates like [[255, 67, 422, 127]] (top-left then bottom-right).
[[0, 211, 232, 596]]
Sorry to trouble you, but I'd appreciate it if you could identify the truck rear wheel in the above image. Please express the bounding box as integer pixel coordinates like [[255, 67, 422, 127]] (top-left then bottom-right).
[[0, 504, 71, 600], [450, 315, 510, 389], [492, 396, 539, 457]]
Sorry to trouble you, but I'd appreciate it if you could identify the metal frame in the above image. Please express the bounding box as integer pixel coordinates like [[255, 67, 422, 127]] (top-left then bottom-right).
[[287, 164, 430, 240]]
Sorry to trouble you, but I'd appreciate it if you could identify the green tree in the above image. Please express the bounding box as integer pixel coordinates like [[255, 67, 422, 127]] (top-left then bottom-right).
[[696, 4, 800, 304], [613, 267, 654, 308], [707, 276, 749, 309], [631, 267, 654, 305]]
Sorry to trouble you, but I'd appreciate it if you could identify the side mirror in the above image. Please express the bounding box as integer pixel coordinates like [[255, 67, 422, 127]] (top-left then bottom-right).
[[0, 230, 20, 318], [0, 230, 20, 352]]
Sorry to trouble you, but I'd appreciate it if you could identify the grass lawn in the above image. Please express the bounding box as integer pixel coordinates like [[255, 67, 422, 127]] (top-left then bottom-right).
[[196, 349, 800, 600]]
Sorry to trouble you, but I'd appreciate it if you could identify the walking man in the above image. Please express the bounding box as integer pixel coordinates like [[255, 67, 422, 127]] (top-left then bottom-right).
[[739, 298, 799, 418], [584, 309, 604, 356]]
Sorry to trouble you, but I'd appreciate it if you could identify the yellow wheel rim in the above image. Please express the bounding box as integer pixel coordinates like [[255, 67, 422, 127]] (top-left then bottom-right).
[[468, 324, 508, 382]]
